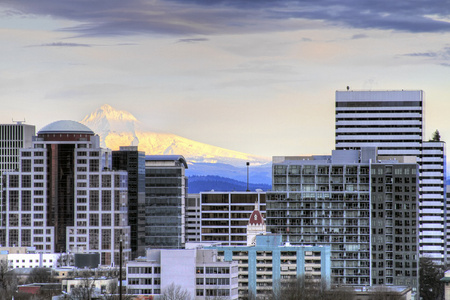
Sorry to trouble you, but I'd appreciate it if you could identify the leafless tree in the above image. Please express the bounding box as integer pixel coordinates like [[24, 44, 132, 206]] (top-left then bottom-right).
[[270, 276, 354, 300], [161, 283, 192, 300], [369, 286, 403, 300], [0, 259, 18, 300], [26, 267, 56, 284], [102, 281, 134, 300]]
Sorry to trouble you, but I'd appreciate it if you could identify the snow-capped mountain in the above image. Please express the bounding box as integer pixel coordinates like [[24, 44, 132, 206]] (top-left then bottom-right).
[[80, 104, 271, 167]]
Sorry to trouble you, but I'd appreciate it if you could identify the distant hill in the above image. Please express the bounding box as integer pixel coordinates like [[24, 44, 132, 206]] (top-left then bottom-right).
[[186, 162, 272, 185], [187, 175, 271, 194]]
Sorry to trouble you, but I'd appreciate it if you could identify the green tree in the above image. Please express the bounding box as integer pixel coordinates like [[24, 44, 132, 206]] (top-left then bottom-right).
[[431, 130, 441, 141], [419, 257, 444, 300]]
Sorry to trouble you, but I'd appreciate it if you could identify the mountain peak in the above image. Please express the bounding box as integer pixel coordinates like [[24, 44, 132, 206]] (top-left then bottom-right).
[[80, 104, 271, 166], [82, 104, 138, 123]]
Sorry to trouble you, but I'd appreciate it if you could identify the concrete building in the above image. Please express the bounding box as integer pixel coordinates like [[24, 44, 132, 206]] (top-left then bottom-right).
[[185, 193, 201, 243], [126, 248, 239, 299], [265, 149, 419, 292], [0, 122, 35, 230], [1, 120, 131, 265], [8, 253, 60, 269], [208, 234, 331, 299], [112, 146, 146, 258], [198, 191, 266, 246], [145, 155, 188, 249], [335, 90, 446, 262]]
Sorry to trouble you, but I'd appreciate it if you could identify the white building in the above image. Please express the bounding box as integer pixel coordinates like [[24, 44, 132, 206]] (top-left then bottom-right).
[[8, 253, 60, 269], [198, 191, 266, 246], [126, 248, 239, 299], [1, 120, 131, 265], [335, 90, 446, 262]]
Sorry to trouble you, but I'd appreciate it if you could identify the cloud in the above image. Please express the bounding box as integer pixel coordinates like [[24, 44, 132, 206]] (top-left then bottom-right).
[[177, 38, 209, 43], [351, 34, 368, 39], [32, 42, 92, 47], [403, 46, 450, 63], [3, 0, 450, 37]]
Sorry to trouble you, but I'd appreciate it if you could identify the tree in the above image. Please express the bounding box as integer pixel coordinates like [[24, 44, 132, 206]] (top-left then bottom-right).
[[27, 267, 56, 284], [270, 277, 354, 300], [0, 259, 18, 300], [420, 257, 444, 300], [431, 130, 441, 142], [370, 286, 403, 300], [161, 283, 192, 300]]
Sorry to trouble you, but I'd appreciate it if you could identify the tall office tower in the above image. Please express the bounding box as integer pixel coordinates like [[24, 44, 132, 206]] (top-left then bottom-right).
[[112, 146, 146, 258], [145, 155, 187, 249], [335, 90, 446, 262], [0, 123, 35, 228], [198, 191, 266, 246], [265, 149, 419, 291], [1, 120, 131, 265]]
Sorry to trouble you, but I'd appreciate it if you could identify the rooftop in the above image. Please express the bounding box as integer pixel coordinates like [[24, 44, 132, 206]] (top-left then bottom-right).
[[38, 120, 94, 135]]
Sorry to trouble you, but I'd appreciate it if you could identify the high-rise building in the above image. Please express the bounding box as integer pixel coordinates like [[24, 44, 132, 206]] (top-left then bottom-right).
[[112, 146, 146, 258], [335, 90, 446, 262], [0, 122, 35, 228], [265, 149, 419, 291], [144, 155, 187, 249], [1, 120, 131, 265]]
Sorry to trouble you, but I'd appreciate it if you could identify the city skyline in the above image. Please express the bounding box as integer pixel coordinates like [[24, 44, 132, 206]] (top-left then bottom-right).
[[1, 1, 450, 158]]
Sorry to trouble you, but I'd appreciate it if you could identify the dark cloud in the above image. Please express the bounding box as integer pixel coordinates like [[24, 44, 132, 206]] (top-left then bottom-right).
[[34, 42, 92, 47], [3, 0, 450, 37], [403, 46, 450, 63], [177, 38, 209, 43], [351, 34, 368, 39]]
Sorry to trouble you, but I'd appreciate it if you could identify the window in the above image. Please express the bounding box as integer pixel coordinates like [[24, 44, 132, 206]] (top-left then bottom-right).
[[9, 175, 19, 188], [101, 229, 111, 249], [21, 175, 31, 188], [90, 191, 99, 210], [102, 191, 111, 211], [89, 159, 99, 172], [90, 214, 99, 226], [102, 175, 111, 187], [21, 191, 31, 211], [102, 214, 111, 226], [89, 175, 99, 188], [22, 160, 32, 172]]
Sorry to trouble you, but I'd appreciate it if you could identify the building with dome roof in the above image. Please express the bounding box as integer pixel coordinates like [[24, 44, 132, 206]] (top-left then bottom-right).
[[1, 120, 131, 265]]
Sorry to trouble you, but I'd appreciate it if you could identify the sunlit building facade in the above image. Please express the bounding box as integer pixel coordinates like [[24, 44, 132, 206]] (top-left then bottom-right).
[[1, 120, 131, 265]]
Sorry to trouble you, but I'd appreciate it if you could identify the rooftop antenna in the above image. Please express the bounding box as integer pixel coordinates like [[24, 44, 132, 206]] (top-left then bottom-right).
[[246, 162, 250, 192]]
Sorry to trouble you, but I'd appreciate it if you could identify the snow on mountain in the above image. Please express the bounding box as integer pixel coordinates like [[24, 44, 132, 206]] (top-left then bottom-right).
[[80, 104, 271, 166]]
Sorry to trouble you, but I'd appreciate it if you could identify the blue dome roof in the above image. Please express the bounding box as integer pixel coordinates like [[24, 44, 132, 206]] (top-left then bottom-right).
[[38, 120, 94, 135]]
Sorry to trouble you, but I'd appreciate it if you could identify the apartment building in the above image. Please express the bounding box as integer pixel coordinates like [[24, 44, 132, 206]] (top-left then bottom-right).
[[335, 90, 446, 262], [265, 149, 419, 292]]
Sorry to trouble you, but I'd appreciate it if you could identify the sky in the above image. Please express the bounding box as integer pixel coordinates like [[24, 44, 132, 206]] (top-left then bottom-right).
[[1, 0, 450, 159]]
